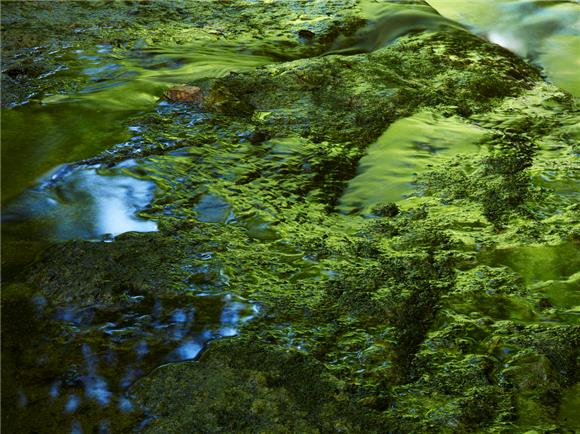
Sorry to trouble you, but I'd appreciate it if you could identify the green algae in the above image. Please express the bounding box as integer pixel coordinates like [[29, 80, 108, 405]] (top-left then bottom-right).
[[427, 0, 580, 97], [2, 1, 580, 432], [1, 0, 363, 201], [1, 0, 363, 108], [1, 104, 133, 203]]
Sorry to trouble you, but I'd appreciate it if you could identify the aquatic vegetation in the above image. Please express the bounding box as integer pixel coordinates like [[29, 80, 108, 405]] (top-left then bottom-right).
[[2, 0, 579, 433]]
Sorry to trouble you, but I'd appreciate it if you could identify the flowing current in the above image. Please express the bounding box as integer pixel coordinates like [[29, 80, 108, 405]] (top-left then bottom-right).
[[1, 1, 578, 432]]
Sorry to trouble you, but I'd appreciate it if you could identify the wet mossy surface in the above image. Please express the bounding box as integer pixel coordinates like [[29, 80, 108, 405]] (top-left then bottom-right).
[[133, 338, 380, 433], [2, 1, 579, 433]]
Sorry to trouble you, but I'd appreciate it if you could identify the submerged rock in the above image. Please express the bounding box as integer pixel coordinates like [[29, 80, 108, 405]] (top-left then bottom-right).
[[131, 338, 378, 433], [3, 1, 579, 432], [0, 0, 364, 108]]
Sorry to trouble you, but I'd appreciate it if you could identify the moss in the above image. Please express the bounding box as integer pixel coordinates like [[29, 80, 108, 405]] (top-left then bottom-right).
[[203, 29, 540, 143], [132, 338, 379, 433], [26, 232, 194, 306], [5, 1, 579, 432], [1, 0, 364, 107], [419, 84, 575, 229]]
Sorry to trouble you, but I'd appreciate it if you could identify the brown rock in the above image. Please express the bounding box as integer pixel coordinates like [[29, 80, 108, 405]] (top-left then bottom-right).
[[163, 85, 203, 103]]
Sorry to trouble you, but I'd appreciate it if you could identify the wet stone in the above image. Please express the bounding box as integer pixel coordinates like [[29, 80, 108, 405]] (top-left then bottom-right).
[[130, 338, 379, 434], [2, 0, 579, 432], [162, 85, 203, 103]]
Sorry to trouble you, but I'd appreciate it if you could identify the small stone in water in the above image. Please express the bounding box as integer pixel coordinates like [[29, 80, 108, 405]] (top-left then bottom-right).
[[163, 85, 203, 103]]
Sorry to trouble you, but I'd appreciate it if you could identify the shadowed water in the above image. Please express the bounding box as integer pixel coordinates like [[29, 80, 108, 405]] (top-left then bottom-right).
[[1, 42, 275, 203], [1, 2, 579, 432], [2, 286, 258, 432], [328, 0, 466, 54], [480, 241, 580, 324]]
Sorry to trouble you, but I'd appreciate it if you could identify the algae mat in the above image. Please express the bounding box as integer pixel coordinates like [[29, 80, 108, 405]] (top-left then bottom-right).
[[1, 1, 579, 433]]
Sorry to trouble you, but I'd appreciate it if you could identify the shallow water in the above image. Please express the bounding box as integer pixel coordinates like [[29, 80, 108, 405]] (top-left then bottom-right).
[[480, 241, 580, 323], [1, 103, 133, 204], [2, 2, 579, 432], [0, 32, 322, 430], [1, 40, 277, 277], [329, 0, 466, 54], [0, 36, 277, 430], [3, 162, 157, 241], [1, 42, 275, 203], [339, 111, 485, 213], [2, 285, 258, 432]]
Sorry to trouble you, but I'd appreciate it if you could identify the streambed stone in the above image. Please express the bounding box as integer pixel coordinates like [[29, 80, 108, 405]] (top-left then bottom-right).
[[4, 1, 579, 433], [162, 85, 203, 103], [131, 338, 378, 433]]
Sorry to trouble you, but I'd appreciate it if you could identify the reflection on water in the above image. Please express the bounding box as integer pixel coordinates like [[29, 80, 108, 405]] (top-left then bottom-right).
[[1, 41, 276, 204], [481, 241, 579, 285], [339, 111, 485, 213], [480, 241, 580, 323], [1, 160, 158, 281], [2, 162, 157, 241], [1, 38, 279, 275], [43, 42, 275, 111], [194, 194, 236, 224], [2, 288, 258, 432], [2, 3, 578, 432], [0, 103, 134, 203], [427, 0, 580, 96]]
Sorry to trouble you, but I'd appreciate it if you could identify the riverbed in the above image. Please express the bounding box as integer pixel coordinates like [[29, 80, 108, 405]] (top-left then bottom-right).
[[2, 1, 579, 432]]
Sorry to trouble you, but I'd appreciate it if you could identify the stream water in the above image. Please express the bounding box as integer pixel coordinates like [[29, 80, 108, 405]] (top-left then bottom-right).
[[1, 1, 579, 432], [427, 0, 580, 96], [1, 37, 277, 431], [338, 110, 486, 213]]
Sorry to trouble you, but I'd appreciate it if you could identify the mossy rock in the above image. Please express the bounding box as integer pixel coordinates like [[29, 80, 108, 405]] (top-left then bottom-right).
[[131, 338, 380, 433]]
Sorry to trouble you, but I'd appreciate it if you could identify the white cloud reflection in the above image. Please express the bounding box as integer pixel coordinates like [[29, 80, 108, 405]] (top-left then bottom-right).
[[3, 164, 157, 240]]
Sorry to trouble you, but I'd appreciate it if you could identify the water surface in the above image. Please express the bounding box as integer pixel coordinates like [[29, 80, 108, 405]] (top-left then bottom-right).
[[339, 111, 485, 213], [427, 0, 580, 96], [1, 41, 275, 203], [2, 2, 579, 432], [2, 286, 258, 432]]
